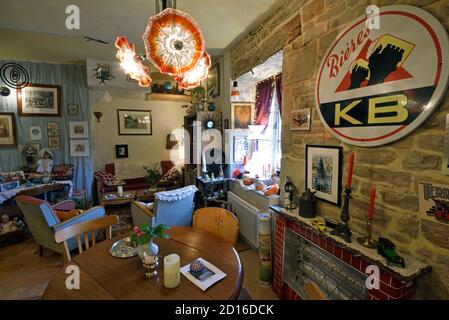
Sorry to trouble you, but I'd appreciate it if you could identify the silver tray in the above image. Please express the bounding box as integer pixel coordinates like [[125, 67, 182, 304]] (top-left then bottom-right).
[[109, 237, 138, 258]]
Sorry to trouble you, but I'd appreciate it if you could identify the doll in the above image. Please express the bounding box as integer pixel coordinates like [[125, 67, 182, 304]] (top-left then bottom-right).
[[36, 149, 54, 174]]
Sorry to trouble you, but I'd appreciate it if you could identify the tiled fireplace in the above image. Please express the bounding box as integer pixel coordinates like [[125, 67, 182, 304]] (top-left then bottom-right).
[[270, 206, 431, 300]]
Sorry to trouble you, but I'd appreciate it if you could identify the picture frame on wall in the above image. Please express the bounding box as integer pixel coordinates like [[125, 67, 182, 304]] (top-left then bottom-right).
[[231, 103, 255, 129], [69, 121, 88, 139], [18, 144, 40, 168], [115, 144, 129, 158], [70, 140, 89, 157], [29, 126, 42, 141], [117, 109, 152, 135], [291, 108, 311, 131], [306, 145, 343, 207], [207, 62, 220, 99], [48, 136, 61, 150], [47, 122, 60, 137], [67, 104, 79, 116], [0, 113, 17, 148], [17, 84, 61, 116]]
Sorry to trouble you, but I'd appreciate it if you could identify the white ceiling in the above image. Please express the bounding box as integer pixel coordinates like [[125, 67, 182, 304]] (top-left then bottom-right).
[[0, 0, 282, 63]]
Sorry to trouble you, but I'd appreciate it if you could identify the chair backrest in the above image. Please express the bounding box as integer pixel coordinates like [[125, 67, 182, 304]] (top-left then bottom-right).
[[193, 207, 239, 246], [153, 185, 197, 227], [304, 281, 326, 300], [131, 201, 154, 227], [15, 195, 61, 250], [54, 215, 119, 261]]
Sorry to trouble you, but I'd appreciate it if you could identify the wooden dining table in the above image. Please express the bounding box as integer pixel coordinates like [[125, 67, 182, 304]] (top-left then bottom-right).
[[42, 227, 244, 300]]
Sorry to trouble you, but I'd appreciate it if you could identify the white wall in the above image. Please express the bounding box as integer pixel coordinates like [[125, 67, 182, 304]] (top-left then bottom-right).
[[90, 89, 186, 172]]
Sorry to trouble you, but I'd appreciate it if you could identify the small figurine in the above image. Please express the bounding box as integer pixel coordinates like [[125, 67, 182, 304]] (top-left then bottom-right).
[[377, 238, 405, 268], [0, 214, 19, 234], [24, 146, 37, 166]]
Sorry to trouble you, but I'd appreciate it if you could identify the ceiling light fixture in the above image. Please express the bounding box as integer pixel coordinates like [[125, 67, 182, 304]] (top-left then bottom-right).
[[115, 0, 210, 88]]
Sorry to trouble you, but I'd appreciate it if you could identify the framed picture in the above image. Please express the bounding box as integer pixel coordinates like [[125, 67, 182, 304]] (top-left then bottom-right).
[[47, 122, 60, 137], [18, 144, 40, 168], [0, 113, 17, 147], [67, 104, 79, 116], [117, 109, 152, 135], [306, 145, 343, 206], [207, 63, 220, 98], [69, 121, 88, 138], [70, 140, 89, 157], [233, 136, 248, 163], [231, 103, 255, 129], [17, 84, 61, 116], [115, 144, 128, 158], [29, 126, 42, 141], [291, 108, 311, 131], [48, 136, 61, 150], [166, 134, 179, 150]]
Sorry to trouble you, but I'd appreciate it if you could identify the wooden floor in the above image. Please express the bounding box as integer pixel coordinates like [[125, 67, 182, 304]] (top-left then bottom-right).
[[0, 238, 277, 300]]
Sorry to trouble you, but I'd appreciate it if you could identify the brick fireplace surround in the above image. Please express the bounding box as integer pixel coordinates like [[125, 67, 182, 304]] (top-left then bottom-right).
[[271, 206, 431, 300]]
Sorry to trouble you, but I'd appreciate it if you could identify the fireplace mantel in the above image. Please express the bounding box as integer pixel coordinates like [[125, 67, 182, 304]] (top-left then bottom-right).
[[270, 205, 432, 300]]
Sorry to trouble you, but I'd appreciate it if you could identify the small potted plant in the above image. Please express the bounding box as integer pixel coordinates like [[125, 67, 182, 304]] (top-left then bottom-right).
[[131, 224, 171, 260], [143, 163, 162, 192]]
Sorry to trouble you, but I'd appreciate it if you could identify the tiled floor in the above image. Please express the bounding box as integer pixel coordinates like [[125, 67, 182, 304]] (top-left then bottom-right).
[[0, 238, 277, 300]]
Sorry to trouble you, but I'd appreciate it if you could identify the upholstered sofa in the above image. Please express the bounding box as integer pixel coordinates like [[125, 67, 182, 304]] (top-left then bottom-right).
[[93, 161, 182, 204]]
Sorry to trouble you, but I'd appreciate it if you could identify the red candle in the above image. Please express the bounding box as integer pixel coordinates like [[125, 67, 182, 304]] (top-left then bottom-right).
[[346, 152, 355, 189], [368, 185, 376, 220]]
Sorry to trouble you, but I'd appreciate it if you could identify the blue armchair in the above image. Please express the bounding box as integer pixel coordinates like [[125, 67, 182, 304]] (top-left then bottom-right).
[[131, 185, 197, 227], [15, 195, 106, 256]]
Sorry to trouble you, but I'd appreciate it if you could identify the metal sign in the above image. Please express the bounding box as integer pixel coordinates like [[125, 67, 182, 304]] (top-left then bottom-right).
[[316, 5, 449, 147]]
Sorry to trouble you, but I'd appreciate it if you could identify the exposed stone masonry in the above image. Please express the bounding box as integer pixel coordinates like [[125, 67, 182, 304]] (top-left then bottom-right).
[[229, 0, 449, 298]]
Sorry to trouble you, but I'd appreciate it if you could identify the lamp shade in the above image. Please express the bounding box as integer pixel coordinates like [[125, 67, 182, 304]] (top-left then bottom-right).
[[143, 8, 205, 76], [175, 52, 211, 89]]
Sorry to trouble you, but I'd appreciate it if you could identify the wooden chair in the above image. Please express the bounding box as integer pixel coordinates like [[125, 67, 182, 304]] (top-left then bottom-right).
[[193, 207, 239, 246], [54, 215, 119, 261], [304, 281, 326, 300]]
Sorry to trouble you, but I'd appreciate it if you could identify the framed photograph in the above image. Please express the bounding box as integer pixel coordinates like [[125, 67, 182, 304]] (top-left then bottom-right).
[[18, 144, 40, 168], [117, 109, 152, 135], [69, 121, 88, 138], [70, 140, 89, 157], [306, 145, 343, 206], [115, 144, 128, 158], [291, 108, 311, 131], [48, 136, 61, 150], [17, 84, 61, 116], [29, 126, 42, 141], [0, 113, 17, 147], [47, 122, 60, 137], [67, 104, 79, 116], [231, 103, 255, 129], [207, 63, 220, 98], [166, 134, 179, 150], [233, 136, 248, 163]]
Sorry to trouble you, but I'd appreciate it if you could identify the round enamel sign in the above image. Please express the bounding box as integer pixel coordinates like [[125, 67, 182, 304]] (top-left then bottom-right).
[[316, 5, 449, 147]]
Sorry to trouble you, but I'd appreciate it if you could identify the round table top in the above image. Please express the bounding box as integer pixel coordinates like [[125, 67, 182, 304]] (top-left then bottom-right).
[[43, 227, 243, 300]]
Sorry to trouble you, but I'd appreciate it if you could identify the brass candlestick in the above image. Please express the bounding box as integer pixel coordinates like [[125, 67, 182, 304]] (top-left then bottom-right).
[[357, 218, 378, 248]]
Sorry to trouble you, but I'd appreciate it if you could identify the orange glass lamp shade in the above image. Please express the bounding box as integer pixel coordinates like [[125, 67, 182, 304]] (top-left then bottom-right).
[[143, 8, 205, 76], [176, 52, 211, 89], [115, 36, 152, 87]]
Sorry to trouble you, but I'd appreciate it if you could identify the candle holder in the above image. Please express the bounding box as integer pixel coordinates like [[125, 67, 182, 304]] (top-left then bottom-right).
[[142, 255, 159, 279], [331, 187, 352, 243], [357, 218, 378, 248]]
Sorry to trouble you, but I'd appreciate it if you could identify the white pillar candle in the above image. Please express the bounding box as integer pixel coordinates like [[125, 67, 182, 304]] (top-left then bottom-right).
[[117, 186, 124, 195], [164, 254, 180, 288]]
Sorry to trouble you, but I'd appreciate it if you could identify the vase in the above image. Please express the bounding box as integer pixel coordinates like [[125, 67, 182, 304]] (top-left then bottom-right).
[[137, 240, 159, 260]]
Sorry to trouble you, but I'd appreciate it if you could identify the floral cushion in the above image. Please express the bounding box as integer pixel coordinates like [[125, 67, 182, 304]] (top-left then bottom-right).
[[159, 166, 180, 183], [94, 172, 125, 186]]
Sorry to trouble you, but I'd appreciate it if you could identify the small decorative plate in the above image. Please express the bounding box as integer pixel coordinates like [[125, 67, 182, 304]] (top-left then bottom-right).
[[109, 237, 137, 258]]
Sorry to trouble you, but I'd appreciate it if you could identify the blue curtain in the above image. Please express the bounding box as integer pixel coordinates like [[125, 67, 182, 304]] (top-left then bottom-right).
[[0, 60, 93, 200]]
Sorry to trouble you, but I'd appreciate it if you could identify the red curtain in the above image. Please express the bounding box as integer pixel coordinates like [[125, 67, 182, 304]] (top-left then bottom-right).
[[275, 74, 282, 115], [255, 78, 274, 126]]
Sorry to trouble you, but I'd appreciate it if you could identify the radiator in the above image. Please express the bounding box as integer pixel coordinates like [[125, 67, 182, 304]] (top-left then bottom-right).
[[228, 191, 261, 248]]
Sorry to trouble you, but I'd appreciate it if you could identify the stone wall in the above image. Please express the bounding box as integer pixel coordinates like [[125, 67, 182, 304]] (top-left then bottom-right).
[[229, 0, 449, 299]]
